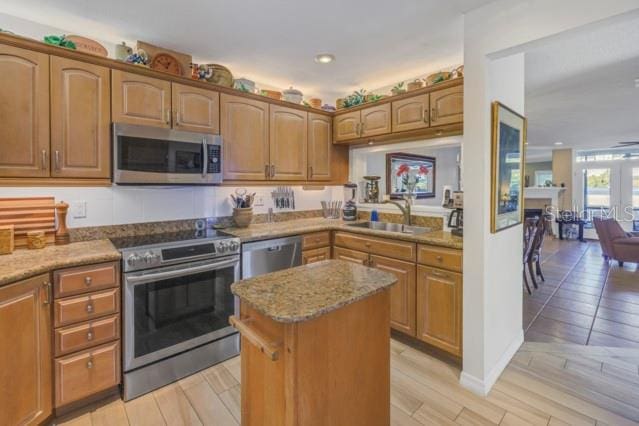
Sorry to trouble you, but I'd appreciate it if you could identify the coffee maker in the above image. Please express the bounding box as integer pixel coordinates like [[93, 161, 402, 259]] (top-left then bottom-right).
[[342, 183, 358, 221], [446, 191, 463, 237]]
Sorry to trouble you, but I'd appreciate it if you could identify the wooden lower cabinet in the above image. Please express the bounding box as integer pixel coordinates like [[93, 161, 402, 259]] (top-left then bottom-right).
[[302, 246, 331, 264], [416, 265, 462, 356], [0, 273, 52, 425], [55, 341, 120, 407], [370, 255, 416, 336]]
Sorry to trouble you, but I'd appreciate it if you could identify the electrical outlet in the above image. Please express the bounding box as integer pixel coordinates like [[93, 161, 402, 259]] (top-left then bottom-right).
[[71, 201, 87, 219], [254, 196, 265, 206]]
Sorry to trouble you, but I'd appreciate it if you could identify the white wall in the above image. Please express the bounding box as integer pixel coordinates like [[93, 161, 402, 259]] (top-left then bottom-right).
[[461, 0, 639, 395]]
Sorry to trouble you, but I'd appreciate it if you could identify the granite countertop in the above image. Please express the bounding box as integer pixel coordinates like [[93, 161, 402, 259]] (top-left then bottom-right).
[[0, 240, 121, 287], [231, 259, 397, 323], [225, 217, 463, 249]]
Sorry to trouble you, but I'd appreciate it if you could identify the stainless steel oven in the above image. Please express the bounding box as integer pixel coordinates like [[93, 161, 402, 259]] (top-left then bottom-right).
[[113, 230, 240, 400], [113, 123, 222, 185]]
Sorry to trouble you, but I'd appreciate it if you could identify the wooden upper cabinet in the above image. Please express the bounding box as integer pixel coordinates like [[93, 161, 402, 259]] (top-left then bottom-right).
[[0, 45, 50, 178], [430, 85, 463, 126], [307, 113, 332, 181], [392, 93, 429, 133], [50, 56, 111, 179], [269, 105, 307, 181], [334, 110, 360, 142], [112, 70, 171, 128], [172, 83, 219, 134], [0, 274, 52, 425], [221, 94, 269, 180], [416, 265, 462, 356], [360, 103, 391, 137], [370, 255, 416, 337]]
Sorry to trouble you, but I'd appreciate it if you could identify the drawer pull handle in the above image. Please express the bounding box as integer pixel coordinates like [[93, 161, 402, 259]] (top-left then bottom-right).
[[87, 358, 94, 369], [84, 276, 93, 286], [86, 303, 94, 314], [436, 255, 443, 262], [431, 270, 448, 278], [365, 242, 371, 247], [87, 330, 94, 341]]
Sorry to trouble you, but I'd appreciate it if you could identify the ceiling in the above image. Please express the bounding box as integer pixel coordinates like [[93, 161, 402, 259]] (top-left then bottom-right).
[[1, 0, 494, 102], [525, 11, 639, 160]]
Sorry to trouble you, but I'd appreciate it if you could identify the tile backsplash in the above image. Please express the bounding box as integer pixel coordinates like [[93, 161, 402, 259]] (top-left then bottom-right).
[[0, 185, 342, 228]]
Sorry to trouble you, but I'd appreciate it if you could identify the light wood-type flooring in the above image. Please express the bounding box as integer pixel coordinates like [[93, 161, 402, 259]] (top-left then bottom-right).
[[55, 340, 639, 425]]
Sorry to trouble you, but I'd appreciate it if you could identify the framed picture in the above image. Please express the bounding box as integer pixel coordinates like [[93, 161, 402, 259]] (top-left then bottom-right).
[[386, 153, 436, 199], [491, 101, 527, 233]]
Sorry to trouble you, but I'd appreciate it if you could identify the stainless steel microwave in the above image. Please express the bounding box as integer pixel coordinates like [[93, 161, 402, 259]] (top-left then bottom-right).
[[113, 123, 222, 185]]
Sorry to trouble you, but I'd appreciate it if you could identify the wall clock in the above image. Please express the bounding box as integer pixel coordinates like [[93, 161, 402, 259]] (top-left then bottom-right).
[[151, 53, 183, 76]]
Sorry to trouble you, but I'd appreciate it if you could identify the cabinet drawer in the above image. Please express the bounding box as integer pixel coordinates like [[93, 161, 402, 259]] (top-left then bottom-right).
[[302, 231, 331, 250], [332, 246, 368, 265], [54, 288, 119, 327], [55, 314, 119, 357], [334, 232, 416, 262], [417, 245, 462, 272], [54, 262, 119, 298], [55, 341, 120, 407], [302, 246, 331, 265]]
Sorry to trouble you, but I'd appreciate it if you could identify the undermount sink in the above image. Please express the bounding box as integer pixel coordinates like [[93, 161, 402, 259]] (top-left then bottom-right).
[[347, 221, 431, 235]]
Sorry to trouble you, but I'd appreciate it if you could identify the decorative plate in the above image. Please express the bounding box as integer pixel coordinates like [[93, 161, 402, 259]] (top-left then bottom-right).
[[151, 53, 183, 76]]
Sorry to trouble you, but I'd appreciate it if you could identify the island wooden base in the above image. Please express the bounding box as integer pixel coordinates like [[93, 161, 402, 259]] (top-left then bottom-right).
[[235, 289, 390, 426]]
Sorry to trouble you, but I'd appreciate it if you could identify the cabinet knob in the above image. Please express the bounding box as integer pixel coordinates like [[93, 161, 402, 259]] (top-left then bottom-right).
[[84, 276, 93, 286], [436, 255, 443, 262], [86, 358, 93, 369], [86, 303, 94, 314], [87, 330, 94, 341], [365, 242, 371, 247]]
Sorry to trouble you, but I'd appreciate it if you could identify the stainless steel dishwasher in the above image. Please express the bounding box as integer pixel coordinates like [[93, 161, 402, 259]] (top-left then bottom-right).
[[241, 235, 303, 279]]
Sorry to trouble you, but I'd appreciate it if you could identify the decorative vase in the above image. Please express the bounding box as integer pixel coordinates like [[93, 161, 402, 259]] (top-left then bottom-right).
[[233, 207, 253, 228]]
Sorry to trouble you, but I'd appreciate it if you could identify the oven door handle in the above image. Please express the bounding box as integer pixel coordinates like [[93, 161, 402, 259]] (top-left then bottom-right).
[[126, 258, 238, 285], [202, 138, 208, 177]]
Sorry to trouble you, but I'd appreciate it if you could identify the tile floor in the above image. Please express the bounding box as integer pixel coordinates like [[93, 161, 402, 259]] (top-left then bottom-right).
[[524, 237, 639, 347]]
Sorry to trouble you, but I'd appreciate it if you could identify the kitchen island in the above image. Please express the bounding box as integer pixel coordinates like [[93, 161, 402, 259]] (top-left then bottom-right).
[[230, 259, 397, 426]]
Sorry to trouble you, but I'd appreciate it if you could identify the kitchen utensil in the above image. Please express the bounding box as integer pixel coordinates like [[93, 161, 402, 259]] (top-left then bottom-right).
[[234, 78, 256, 93], [55, 202, 70, 245], [0, 225, 14, 255], [0, 197, 56, 248], [27, 231, 46, 249], [363, 176, 380, 203], [233, 207, 253, 228]]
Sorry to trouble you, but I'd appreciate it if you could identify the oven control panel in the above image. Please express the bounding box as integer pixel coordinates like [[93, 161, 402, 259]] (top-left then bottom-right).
[[121, 237, 241, 272]]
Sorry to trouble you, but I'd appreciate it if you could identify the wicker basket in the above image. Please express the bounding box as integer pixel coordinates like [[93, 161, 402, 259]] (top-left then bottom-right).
[[233, 207, 253, 228]]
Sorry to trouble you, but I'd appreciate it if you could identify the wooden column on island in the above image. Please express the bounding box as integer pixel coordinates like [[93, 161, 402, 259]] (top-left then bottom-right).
[[230, 260, 397, 426]]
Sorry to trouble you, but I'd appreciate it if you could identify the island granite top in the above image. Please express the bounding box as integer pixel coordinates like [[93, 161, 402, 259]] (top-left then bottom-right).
[[231, 259, 398, 323]]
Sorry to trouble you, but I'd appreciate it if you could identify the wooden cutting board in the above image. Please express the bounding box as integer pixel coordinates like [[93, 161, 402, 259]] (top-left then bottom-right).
[[0, 197, 56, 248]]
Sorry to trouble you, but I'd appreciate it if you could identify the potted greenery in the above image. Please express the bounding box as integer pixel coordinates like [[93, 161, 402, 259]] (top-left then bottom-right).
[[391, 82, 406, 96]]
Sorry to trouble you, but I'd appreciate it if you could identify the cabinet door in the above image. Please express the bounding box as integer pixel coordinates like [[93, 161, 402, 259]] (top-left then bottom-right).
[[0, 45, 50, 177], [334, 110, 360, 142], [302, 246, 331, 265], [307, 113, 332, 181], [50, 57, 111, 178], [370, 255, 416, 336], [333, 246, 368, 265], [416, 265, 462, 356], [0, 274, 52, 425], [429, 85, 463, 126], [172, 83, 219, 134], [221, 94, 270, 180], [269, 105, 307, 181], [392, 94, 429, 133], [111, 70, 171, 128], [361, 103, 391, 137]]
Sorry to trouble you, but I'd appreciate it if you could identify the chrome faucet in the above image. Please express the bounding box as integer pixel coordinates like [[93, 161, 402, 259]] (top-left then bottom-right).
[[382, 197, 412, 225]]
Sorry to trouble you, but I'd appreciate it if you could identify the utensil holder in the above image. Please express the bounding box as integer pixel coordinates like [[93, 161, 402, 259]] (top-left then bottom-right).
[[233, 207, 253, 228]]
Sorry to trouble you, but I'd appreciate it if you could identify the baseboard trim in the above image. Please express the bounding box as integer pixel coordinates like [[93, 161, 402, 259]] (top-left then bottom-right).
[[459, 330, 524, 396]]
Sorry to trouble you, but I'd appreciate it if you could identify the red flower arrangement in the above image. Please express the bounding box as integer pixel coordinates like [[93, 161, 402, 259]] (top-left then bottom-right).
[[396, 163, 430, 177]]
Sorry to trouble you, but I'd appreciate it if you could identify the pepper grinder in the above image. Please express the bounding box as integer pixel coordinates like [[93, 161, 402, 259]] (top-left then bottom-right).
[[55, 201, 70, 245]]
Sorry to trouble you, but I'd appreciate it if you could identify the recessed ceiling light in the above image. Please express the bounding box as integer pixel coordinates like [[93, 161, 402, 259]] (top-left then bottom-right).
[[314, 53, 335, 64], [554, 141, 563, 146]]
